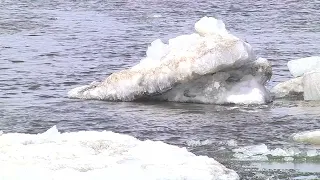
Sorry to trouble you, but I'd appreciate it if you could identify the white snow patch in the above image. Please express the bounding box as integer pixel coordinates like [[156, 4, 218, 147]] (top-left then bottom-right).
[[0, 126, 239, 180]]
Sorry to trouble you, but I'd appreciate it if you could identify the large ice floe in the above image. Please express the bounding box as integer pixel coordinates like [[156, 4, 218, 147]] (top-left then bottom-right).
[[233, 144, 320, 162], [0, 126, 239, 180], [68, 16, 272, 104], [271, 56, 320, 100]]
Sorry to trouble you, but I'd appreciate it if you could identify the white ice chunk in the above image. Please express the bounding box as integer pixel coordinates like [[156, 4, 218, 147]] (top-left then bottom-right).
[[287, 56, 320, 77], [0, 126, 239, 180], [186, 139, 213, 147], [194, 16, 229, 36], [233, 143, 319, 161], [270, 77, 303, 99], [291, 130, 320, 145], [303, 70, 320, 100], [224, 76, 270, 104], [233, 144, 269, 157], [68, 17, 271, 105]]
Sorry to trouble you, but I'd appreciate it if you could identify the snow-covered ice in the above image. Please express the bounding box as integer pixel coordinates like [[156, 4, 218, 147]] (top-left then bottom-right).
[[270, 77, 303, 99], [291, 130, 320, 145], [287, 56, 320, 77], [0, 126, 239, 180], [68, 17, 272, 105]]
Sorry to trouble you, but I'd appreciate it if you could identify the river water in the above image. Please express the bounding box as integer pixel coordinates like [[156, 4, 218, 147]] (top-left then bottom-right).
[[1, 0, 320, 179]]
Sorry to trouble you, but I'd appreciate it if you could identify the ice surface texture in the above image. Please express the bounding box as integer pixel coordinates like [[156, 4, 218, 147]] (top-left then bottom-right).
[[288, 56, 320, 78], [68, 17, 272, 104], [272, 56, 320, 100], [270, 77, 303, 99], [0, 126, 239, 180], [291, 130, 320, 145]]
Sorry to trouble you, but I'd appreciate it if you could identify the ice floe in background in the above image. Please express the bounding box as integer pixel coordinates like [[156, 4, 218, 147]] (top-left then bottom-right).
[[68, 16, 272, 105], [272, 56, 320, 101], [271, 77, 303, 99], [288, 56, 320, 78], [0, 126, 239, 180], [291, 130, 320, 145], [232, 144, 320, 162]]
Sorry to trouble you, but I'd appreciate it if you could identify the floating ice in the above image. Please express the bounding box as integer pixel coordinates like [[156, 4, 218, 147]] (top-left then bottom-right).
[[273, 56, 320, 100], [68, 17, 272, 104], [303, 70, 320, 101], [186, 139, 213, 147], [152, 14, 162, 18], [232, 144, 320, 161], [270, 77, 303, 99], [291, 130, 320, 145], [0, 126, 239, 180], [287, 56, 320, 77], [186, 139, 237, 147]]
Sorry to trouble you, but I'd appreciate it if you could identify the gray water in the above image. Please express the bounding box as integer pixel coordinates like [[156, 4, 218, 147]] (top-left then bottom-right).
[[1, 0, 320, 179]]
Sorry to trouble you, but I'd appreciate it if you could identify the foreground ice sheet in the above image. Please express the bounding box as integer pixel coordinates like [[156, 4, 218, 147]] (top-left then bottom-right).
[[68, 16, 272, 104], [0, 126, 239, 180], [287, 56, 320, 77], [291, 130, 320, 145]]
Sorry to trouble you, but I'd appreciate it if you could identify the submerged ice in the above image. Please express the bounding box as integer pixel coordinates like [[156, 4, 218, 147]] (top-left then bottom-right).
[[68, 17, 272, 104], [0, 126, 239, 180]]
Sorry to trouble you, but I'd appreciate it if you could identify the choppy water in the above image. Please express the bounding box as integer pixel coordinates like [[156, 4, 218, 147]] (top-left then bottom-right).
[[1, 0, 320, 179]]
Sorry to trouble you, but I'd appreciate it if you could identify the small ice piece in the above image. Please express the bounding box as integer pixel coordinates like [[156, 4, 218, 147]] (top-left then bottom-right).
[[186, 139, 213, 147], [269, 148, 290, 157], [270, 77, 303, 99], [306, 149, 319, 157], [152, 14, 162, 18], [287, 56, 320, 77], [284, 157, 294, 161], [233, 144, 269, 157], [214, 82, 220, 89], [303, 70, 320, 100], [226, 139, 238, 147], [291, 130, 320, 145], [194, 16, 228, 36]]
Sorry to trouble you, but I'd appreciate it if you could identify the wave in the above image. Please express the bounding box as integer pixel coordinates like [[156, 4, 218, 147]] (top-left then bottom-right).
[[68, 16, 272, 104]]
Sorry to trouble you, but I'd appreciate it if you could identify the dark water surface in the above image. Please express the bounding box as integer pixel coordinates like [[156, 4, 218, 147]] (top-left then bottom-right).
[[1, 0, 320, 179]]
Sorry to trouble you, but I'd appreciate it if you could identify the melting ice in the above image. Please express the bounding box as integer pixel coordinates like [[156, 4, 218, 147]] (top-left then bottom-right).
[[291, 130, 320, 145], [232, 144, 320, 162], [68, 17, 272, 104], [0, 126, 239, 180]]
